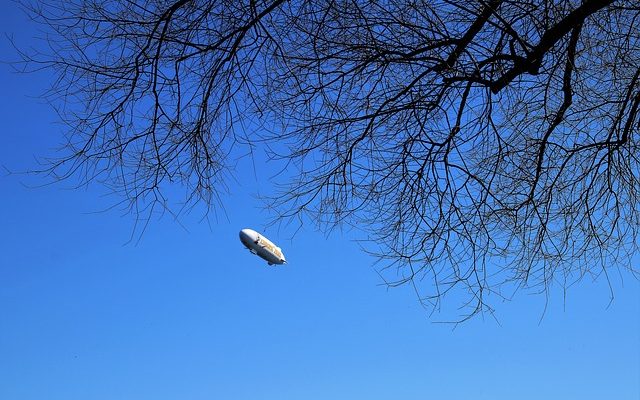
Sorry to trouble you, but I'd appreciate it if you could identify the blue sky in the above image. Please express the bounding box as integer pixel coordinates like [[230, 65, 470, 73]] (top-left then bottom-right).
[[1, 2, 639, 399]]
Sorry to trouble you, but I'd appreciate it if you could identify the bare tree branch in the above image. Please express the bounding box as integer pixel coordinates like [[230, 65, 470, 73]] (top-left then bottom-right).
[[16, 0, 640, 320]]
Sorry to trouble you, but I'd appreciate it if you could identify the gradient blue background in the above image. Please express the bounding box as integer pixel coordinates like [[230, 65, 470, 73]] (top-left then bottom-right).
[[1, 2, 638, 399]]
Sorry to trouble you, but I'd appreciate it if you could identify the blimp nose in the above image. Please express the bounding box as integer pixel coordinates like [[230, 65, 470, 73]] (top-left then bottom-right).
[[239, 228, 258, 244]]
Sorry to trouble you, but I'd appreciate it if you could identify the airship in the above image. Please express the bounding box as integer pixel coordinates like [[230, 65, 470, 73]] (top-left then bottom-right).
[[239, 228, 287, 266]]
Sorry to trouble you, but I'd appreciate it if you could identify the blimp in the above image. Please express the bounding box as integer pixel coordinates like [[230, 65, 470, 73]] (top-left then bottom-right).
[[239, 228, 287, 266]]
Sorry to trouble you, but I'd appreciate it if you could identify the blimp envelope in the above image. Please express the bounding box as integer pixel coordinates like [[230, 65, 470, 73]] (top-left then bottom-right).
[[239, 228, 287, 266]]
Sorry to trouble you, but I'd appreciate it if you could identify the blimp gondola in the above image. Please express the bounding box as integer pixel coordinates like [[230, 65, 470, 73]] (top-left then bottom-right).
[[239, 228, 287, 266]]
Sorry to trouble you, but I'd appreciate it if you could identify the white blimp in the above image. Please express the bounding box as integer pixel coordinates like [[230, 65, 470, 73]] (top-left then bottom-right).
[[239, 228, 287, 266]]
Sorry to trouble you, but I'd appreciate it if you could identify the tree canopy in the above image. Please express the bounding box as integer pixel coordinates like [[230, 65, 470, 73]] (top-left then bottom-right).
[[20, 0, 639, 319]]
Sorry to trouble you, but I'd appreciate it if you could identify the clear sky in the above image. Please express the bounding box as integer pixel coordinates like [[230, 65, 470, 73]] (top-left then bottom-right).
[[1, 2, 638, 400]]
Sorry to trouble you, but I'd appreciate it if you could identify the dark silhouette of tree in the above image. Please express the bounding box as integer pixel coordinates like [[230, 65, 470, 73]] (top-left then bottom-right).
[[19, 0, 639, 319]]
